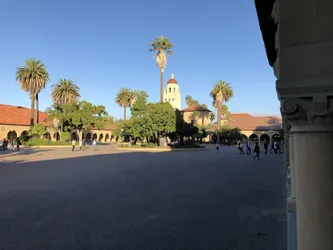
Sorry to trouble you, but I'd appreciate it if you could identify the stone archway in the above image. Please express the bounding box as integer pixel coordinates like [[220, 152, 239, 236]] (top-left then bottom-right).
[[240, 134, 248, 142], [53, 132, 60, 141], [260, 134, 270, 143], [249, 134, 259, 142], [85, 133, 91, 141], [7, 130, 17, 141], [272, 133, 281, 142], [105, 134, 110, 142], [20, 130, 29, 141], [98, 134, 103, 142], [93, 133, 97, 140]]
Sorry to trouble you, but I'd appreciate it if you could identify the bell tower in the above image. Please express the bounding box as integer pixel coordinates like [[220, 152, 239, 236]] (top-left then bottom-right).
[[163, 73, 181, 110]]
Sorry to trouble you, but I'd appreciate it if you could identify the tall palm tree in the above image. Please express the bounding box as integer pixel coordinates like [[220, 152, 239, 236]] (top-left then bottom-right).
[[115, 88, 136, 120], [51, 79, 81, 106], [149, 36, 173, 102], [16, 58, 50, 126], [210, 80, 233, 143]]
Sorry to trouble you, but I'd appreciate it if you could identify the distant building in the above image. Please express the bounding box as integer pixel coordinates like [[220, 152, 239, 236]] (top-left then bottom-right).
[[0, 104, 115, 142], [163, 73, 181, 110], [182, 105, 211, 126], [221, 113, 283, 143]]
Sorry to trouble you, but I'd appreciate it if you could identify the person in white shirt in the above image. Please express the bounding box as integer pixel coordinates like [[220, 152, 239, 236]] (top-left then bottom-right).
[[79, 140, 82, 151], [93, 139, 97, 151], [72, 139, 76, 152]]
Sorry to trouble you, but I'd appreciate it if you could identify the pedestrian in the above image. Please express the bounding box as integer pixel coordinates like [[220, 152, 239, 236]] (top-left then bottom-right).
[[16, 138, 20, 151], [246, 140, 251, 155], [270, 141, 275, 153], [10, 140, 14, 151], [264, 141, 268, 154], [239, 143, 244, 154], [93, 139, 97, 151], [254, 142, 260, 160], [274, 141, 278, 154], [276, 141, 281, 154], [216, 143, 220, 154], [72, 139, 76, 152], [79, 140, 82, 151]]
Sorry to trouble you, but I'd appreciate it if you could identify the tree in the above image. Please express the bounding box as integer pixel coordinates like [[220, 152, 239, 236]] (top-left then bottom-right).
[[210, 80, 233, 142], [51, 79, 80, 106], [16, 58, 50, 125], [31, 124, 46, 138], [149, 36, 174, 102], [130, 90, 148, 118], [59, 101, 109, 141], [115, 88, 136, 120], [185, 95, 199, 107]]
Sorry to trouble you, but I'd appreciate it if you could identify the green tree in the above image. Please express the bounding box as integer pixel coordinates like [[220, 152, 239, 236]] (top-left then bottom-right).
[[31, 124, 46, 138], [148, 102, 176, 138], [130, 90, 148, 118], [60, 101, 109, 141], [149, 36, 174, 102], [16, 58, 50, 125], [115, 88, 136, 120], [51, 79, 81, 106], [185, 95, 199, 107]]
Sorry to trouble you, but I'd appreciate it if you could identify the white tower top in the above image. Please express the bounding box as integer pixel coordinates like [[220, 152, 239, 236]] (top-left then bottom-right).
[[163, 73, 181, 110]]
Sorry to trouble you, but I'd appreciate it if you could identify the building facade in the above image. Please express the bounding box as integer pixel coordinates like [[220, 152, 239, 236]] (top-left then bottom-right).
[[163, 73, 181, 110], [254, 1, 333, 249], [182, 105, 211, 126], [0, 104, 115, 143]]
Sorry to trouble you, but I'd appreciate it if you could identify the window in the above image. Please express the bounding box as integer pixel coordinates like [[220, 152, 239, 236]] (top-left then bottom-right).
[[172, 98, 174, 101], [173, 88, 175, 92], [168, 98, 171, 101], [169, 87, 171, 93], [165, 99, 167, 101]]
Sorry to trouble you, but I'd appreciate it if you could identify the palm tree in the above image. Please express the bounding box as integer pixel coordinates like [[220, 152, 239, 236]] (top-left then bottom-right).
[[16, 58, 50, 126], [149, 36, 173, 102], [210, 80, 233, 143], [115, 88, 136, 120], [51, 79, 81, 106]]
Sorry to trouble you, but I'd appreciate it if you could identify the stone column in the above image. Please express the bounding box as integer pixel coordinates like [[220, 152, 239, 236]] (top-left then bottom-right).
[[287, 132, 296, 209], [276, 0, 333, 249]]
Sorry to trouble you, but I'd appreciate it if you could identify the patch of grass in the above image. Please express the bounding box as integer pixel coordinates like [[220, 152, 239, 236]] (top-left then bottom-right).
[[22, 139, 71, 146]]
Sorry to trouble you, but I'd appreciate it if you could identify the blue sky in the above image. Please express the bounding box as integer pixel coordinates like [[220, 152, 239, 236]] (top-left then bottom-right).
[[0, 0, 280, 119]]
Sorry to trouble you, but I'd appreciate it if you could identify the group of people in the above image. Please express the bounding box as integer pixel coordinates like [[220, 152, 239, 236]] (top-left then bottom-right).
[[0, 138, 20, 151], [71, 138, 97, 152], [216, 139, 282, 161]]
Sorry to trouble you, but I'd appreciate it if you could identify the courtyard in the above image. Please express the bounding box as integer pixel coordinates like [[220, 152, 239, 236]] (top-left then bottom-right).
[[0, 145, 286, 250]]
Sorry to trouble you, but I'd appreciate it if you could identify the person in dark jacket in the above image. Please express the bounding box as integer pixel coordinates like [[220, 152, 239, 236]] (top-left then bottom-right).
[[254, 142, 260, 160], [264, 142, 268, 154]]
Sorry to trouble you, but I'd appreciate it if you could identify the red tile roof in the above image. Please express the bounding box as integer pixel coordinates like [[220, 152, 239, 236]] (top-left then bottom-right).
[[167, 78, 178, 84], [0, 104, 49, 126], [182, 105, 211, 112], [224, 113, 283, 131]]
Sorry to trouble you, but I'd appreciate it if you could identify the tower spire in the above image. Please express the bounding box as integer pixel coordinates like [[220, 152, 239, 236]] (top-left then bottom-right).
[[171, 73, 174, 79]]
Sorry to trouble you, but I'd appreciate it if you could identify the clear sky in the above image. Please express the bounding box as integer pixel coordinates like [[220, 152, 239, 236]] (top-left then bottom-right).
[[0, 0, 280, 119]]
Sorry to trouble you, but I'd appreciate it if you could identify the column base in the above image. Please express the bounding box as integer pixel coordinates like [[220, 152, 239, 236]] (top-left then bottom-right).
[[287, 196, 296, 212]]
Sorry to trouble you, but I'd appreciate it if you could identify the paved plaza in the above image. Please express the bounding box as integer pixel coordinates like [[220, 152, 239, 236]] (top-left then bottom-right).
[[0, 145, 286, 250]]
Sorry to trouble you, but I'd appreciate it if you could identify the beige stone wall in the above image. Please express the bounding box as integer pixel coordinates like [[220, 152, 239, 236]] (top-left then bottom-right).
[[0, 124, 30, 139], [183, 111, 210, 126], [240, 130, 282, 142]]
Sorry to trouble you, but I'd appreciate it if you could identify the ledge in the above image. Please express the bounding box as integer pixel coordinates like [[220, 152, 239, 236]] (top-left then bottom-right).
[[287, 196, 297, 212], [116, 146, 208, 152], [21, 145, 72, 148]]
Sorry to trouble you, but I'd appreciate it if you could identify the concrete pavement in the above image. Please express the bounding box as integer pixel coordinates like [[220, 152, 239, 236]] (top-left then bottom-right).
[[0, 145, 286, 250]]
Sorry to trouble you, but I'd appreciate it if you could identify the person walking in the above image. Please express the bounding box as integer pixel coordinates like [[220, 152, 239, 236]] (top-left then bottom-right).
[[16, 138, 20, 151], [270, 141, 275, 153], [246, 140, 251, 155], [10, 140, 14, 151], [216, 143, 220, 154], [79, 140, 82, 151], [264, 141, 268, 154], [72, 139, 76, 152], [254, 142, 260, 160], [93, 139, 97, 151]]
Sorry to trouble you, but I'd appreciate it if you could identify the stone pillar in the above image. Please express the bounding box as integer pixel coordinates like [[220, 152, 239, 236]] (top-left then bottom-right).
[[287, 133, 296, 209], [276, 0, 333, 249]]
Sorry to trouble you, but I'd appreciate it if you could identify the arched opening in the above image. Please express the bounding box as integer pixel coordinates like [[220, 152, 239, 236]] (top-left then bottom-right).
[[98, 134, 104, 142], [7, 130, 17, 141], [260, 134, 270, 143], [85, 133, 91, 141], [272, 133, 281, 142], [240, 134, 247, 142], [111, 135, 115, 142], [93, 133, 97, 140], [249, 134, 259, 142], [105, 134, 110, 142], [44, 131, 51, 140], [53, 132, 60, 141], [20, 130, 30, 141]]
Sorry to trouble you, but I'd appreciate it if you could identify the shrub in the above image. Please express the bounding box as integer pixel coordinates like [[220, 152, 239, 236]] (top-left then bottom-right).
[[21, 138, 71, 146], [60, 132, 71, 141]]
